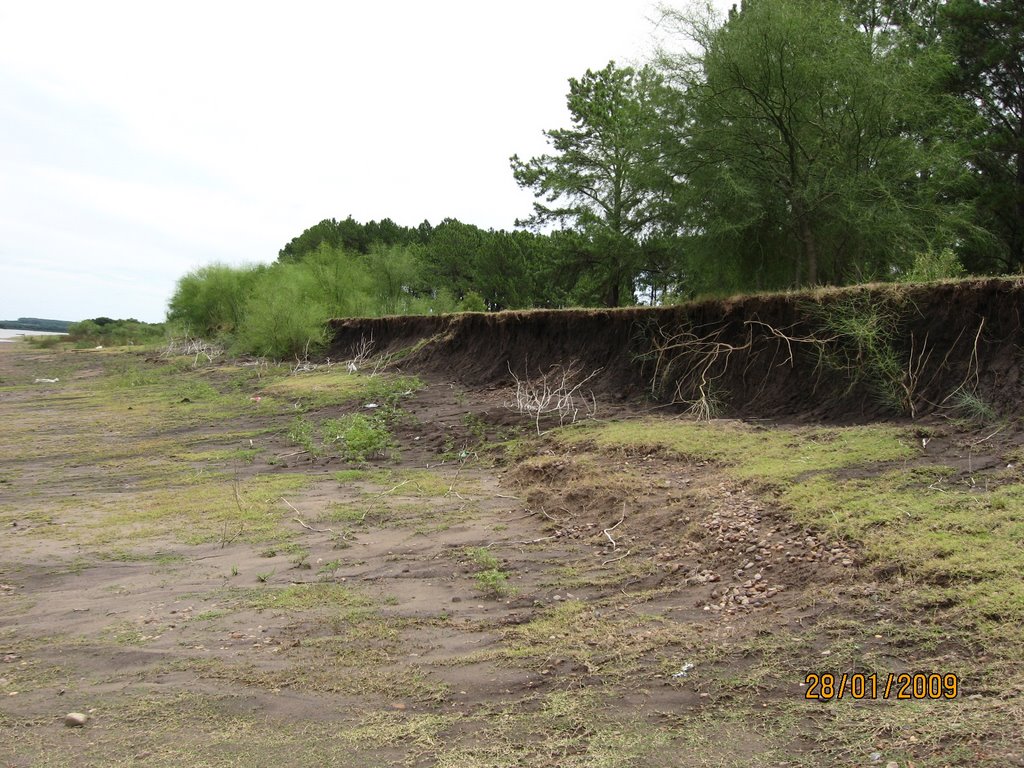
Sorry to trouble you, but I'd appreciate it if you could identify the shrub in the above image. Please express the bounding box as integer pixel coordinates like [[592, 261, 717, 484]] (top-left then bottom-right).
[[900, 248, 966, 283], [233, 265, 328, 359], [322, 414, 393, 462]]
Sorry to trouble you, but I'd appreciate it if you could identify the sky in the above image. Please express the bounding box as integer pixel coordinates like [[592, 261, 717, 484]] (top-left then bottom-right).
[[0, 1, 729, 323]]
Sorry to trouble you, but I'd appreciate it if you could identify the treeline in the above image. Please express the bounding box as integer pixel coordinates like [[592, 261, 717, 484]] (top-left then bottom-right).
[[169, 0, 1023, 357], [0, 318, 71, 333]]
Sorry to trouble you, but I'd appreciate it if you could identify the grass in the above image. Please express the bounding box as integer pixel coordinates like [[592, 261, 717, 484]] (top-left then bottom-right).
[[263, 369, 423, 410]]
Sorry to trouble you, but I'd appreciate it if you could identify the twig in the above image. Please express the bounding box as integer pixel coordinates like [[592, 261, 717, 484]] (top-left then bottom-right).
[[602, 550, 632, 565], [292, 517, 333, 534], [603, 503, 626, 550], [281, 498, 334, 533]]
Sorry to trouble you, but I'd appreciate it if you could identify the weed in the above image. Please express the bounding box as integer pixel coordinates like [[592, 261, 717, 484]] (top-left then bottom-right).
[[465, 546, 500, 570], [475, 568, 513, 598], [318, 559, 342, 579], [256, 571, 274, 583], [287, 416, 319, 457], [946, 387, 998, 425], [323, 413, 394, 462]]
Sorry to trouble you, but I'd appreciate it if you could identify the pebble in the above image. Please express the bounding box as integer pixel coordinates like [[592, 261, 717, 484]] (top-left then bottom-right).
[[64, 712, 88, 727]]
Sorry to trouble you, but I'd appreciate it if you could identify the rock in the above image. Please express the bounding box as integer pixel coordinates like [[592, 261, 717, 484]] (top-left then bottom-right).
[[64, 712, 88, 727], [885, 762, 899, 768]]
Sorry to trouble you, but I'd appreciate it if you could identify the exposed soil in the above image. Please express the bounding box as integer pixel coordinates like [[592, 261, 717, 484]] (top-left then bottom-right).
[[329, 278, 1024, 421], [1, 339, 1021, 767]]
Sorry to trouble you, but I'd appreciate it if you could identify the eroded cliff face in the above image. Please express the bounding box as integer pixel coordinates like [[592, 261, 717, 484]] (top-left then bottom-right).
[[328, 278, 1024, 421]]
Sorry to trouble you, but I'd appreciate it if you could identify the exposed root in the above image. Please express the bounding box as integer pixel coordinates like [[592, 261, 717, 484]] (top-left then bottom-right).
[[505, 360, 601, 435]]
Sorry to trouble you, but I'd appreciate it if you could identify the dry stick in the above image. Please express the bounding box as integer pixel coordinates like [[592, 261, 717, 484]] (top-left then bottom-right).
[[221, 469, 246, 549], [281, 497, 334, 533], [603, 550, 632, 565], [603, 503, 626, 550]]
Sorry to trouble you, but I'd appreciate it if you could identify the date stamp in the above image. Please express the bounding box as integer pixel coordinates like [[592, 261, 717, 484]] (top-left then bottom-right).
[[803, 672, 959, 701]]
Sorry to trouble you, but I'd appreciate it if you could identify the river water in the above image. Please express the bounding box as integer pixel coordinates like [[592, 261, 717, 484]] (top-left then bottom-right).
[[0, 329, 67, 342]]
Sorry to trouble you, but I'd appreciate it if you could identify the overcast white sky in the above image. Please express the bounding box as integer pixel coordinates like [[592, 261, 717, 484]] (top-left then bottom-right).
[[1, 1, 728, 323]]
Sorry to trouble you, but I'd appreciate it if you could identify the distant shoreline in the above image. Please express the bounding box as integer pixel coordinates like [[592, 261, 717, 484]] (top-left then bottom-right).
[[0, 329, 67, 343]]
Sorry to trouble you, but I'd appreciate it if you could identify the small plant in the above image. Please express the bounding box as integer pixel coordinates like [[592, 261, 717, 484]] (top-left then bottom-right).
[[323, 414, 393, 462], [946, 387, 997, 425], [475, 568, 513, 598], [465, 546, 514, 598], [287, 416, 319, 457], [900, 248, 966, 283], [256, 571, 274, 583], [230, 565, 239, 577], [466, 546, 500, 570], [318, 559, 342, 580]]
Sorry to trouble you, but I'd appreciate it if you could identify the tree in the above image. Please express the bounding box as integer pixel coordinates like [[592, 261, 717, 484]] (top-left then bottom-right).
[[511, 61, 676, 306], [941, 0, 1024, 272], [659, 0, 956, 290]]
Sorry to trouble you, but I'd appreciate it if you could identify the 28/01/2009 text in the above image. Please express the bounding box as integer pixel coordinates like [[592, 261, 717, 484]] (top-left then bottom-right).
[[803, 672, 959, 700]]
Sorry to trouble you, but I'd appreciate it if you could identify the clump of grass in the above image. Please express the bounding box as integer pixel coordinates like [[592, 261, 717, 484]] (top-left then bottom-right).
[[809, 294, 907, 413], [946, 387, 998, 425], [463, 546, 514, 598], [323, 414, 394, 462], [287, 416, 320, 457], [475, 569, 512, 597], [465, 546, 500, 570]]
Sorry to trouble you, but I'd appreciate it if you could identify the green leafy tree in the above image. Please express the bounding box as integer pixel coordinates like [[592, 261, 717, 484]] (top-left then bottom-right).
[[940, 0, 1024, 272], [659, 0, 958, 291], [511, 61, 675, 306]]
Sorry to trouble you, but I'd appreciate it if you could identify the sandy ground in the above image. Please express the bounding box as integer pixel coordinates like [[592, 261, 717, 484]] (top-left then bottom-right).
[[0, 342, 1020, 767]]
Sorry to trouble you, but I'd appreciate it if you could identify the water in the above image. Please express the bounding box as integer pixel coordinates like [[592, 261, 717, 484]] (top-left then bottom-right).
[[0, 328, 67, 343]]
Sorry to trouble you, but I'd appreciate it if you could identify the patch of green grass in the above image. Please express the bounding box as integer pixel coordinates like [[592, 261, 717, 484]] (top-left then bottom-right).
[[323, 413, 394, 462], [333, 468, 371, 483], [75, 473, 313, 546], [562, 418, 915, 481], [465, 546, 500, 570], [235, 582, 373, 612], [262, 370, 423, 410], [784, 471, 1024, 621]]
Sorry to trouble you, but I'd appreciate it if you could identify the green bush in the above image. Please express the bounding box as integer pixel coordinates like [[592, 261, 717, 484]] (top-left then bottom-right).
[[459, 291, 487, 312], [67, 318, 165, 347], [900, 248, 966, 283], [233, 265, 328, 359], [322, 414, 393, 462], [167, 263, 261, 337]]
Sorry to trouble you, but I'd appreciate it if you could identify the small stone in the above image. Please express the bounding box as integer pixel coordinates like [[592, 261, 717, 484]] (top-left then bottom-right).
[[885, 762, 899, 768], [64, 712, 88, 727], [451, 597, 462, 603], [390, 702, 406, 711]]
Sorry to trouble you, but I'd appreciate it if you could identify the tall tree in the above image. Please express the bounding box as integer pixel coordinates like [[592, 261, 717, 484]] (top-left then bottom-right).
[[659, 0, 955, 291], [511, 61, 675, 306], [941, 0, 1024, 272]]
